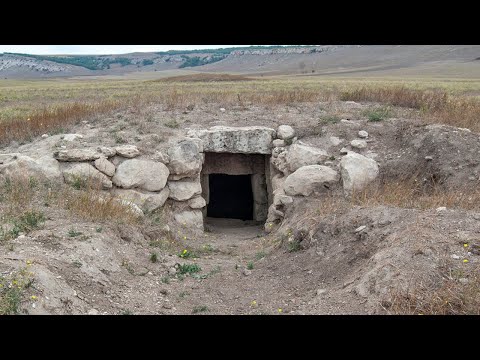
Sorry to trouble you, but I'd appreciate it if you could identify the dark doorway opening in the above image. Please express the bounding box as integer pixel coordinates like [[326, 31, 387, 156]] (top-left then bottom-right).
[[207, 174, 253, 220]]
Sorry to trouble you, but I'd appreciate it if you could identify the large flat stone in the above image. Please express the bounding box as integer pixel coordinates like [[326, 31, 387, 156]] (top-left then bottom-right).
[[188, 126, 275, 154]]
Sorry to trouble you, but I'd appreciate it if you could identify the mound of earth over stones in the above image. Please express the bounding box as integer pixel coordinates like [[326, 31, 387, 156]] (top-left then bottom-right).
[[1, 126, 382, 232]]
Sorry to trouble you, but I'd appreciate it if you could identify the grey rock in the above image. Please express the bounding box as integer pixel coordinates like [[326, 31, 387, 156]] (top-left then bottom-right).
[[350, 139, 367, 149], [167, 139, 203, 180], [284, 165, 339, 196], [168, 178, 202, 201], [94, 157, 116, 177], [286, 144, 329, 172], [340, 151, 379, 194], [115, 145, 140, 158], [277, 125, 295, 140], [188, 196, 206, 209], [63, 163, 112, 189], [189, 126, 275, 154], [112, 159, 169, 191]]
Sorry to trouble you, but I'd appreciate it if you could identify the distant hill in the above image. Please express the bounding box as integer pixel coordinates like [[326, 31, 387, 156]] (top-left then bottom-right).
[[1, 45, 480, 79]]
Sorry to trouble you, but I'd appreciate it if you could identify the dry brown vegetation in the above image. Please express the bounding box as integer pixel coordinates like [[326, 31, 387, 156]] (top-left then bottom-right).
[[0, 175, 142, 227], [157, 73, 254, 82], [351, 177, 480, 211], [341, 85, 480, 131], [0, 100, 126, 146], [385, 260, 480, 315], [1, 78, 480, 145]]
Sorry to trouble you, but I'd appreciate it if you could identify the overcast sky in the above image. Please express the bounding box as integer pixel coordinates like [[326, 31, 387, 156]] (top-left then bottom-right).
[[0, 45, 260, 55]]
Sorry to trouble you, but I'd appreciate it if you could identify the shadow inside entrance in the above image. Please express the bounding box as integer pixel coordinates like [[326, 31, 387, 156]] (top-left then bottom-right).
[[207, 174, 253, 220]]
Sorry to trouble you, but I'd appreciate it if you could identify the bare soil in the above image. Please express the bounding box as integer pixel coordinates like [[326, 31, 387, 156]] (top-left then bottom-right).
[[2, 100, 480, 314]]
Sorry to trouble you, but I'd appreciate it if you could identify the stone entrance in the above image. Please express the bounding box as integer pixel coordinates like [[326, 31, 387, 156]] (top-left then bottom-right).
[[201, 152, 269, 221]]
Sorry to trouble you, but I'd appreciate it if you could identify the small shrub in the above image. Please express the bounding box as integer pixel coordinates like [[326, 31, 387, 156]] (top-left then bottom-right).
[[288, 240, 302, 253], [247, 262, 254, 270], [150, 252, 158, 263], [164, 119, 179, 129], [68, 228, 82, 237], [255, 251, 266, 260], [192, 305, 209, 314], [363, 106, 392, 122], [71, 175, 87, 190], [320, 115, 341, 124], [178, 263, 201, 275], [0, 267, 34, 315]]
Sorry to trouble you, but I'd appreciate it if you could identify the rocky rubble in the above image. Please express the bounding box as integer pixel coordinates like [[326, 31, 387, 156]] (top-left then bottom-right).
[[1, 123, 381, 233]]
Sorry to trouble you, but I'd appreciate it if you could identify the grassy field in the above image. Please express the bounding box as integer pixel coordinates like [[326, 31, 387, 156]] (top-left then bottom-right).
[[1, 73, 480, 144]]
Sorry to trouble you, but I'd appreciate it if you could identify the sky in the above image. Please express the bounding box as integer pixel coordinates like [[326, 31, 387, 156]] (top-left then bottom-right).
[[0, 45, 258, 55]]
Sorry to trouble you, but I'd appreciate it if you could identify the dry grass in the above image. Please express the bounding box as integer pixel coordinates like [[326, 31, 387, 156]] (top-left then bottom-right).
[[0, 100, 126, 145], [1, 76, 480, 145], [385, 260, 480, 315], [351, 177, 480, 211], [157, 73, 254, 82], [60, 189, 142, 224], [0, 175, 142, 228], [341, 85, 480, 131]]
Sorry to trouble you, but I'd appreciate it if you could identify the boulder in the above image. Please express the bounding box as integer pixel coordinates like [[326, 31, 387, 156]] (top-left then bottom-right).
[[358, 130, 369, 138], [54, 148, 102, 162], [286, 144, 329, 172], [330, 136, 343, 146], [174, 210, 204, 230], [284, 165, 339, 196], [168, 178, 202, 201], [271, 147, 289, 175], [115, 145, 140, 158], [340, 151, 379, 194], [271, 174, 286, 192], [273, 193, 293, 206], [188, 126, 275, 154], [97, 147, 117, 158], [94, 157, 116, 177], [114, 187, 170, 212], [167, 139, 203, 180], [0, 153, 62, 182], [62, 134, 84, 142], [152, 150, 170, 164], [272, 139, 286, 148], [266, 204, 285, 222], [351, 139, 367, 149], [112, 159, 169, 191], [188, 196, 206, 209], [63, 163, 112, 189], [277, 125, 295, 140]]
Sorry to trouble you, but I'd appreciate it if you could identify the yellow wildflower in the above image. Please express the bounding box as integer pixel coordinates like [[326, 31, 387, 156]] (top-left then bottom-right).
[[183, 236, 187, 240], [251, 300, 257, 307], [31, 295, 37, 300], [26, 260, 32, 266], [278, 308, 283, 313], [464, 243, 468, 248], [463, 259, 469, 263]]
